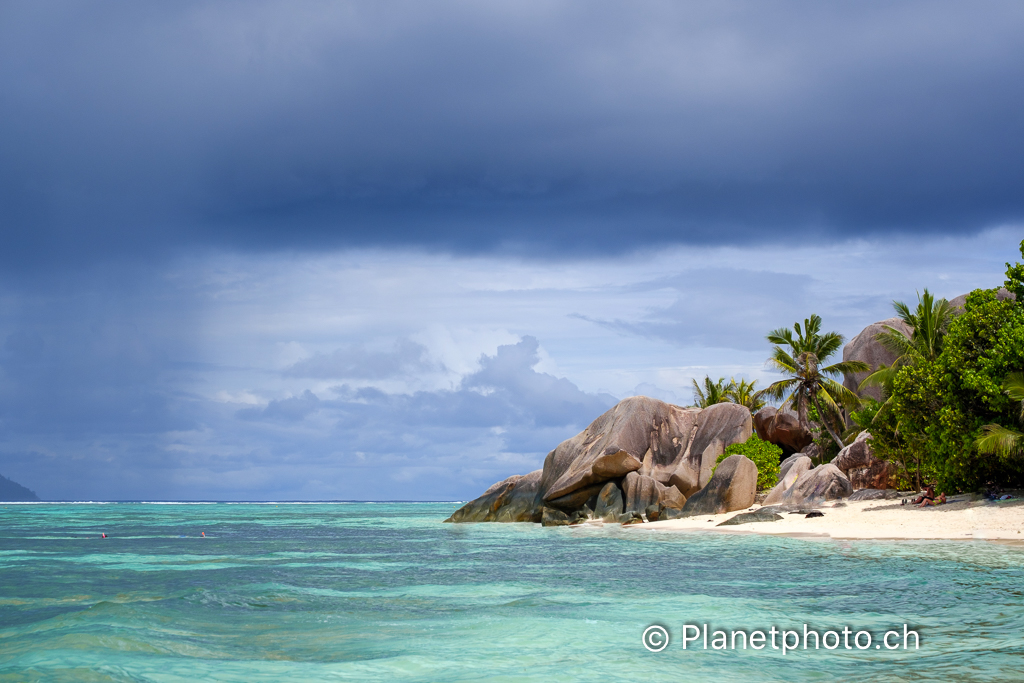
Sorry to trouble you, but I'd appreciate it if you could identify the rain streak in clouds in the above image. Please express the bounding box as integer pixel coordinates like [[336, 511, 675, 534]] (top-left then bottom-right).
[[0, 1, 1022, 499]]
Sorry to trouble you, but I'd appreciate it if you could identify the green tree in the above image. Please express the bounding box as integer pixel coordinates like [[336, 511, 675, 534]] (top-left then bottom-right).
[[692, 375, 731, 408], [726, 377, 765, 412], [758, 315, 869, 448], [883, 275, 1024, 492], [859, 289, 953, 402], [975, 372, 1024, 459], [856, 289, 954, 488]]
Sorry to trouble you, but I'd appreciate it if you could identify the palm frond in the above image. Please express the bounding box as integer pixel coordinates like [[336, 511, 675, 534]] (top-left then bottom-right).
[[859, 364, 894, 391], [766, 327, 796, 347], [820, 376, 863, 410], [814, 331, 844, 360], [820, 359, 870, 378], [1002, 372, 1024, 402], [756, 378, 798, 402], [975, 424, 1024, 458], [766, 348, 798, 375], [891, 299, 914, 327], [875, 326, 915, 358]]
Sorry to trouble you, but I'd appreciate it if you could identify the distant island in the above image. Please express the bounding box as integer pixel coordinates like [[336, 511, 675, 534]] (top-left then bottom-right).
[[0, 474, 40, 502]]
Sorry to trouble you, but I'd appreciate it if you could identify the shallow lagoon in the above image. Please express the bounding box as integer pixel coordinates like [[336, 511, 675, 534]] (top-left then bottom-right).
[[1, 502, 1021, 681]]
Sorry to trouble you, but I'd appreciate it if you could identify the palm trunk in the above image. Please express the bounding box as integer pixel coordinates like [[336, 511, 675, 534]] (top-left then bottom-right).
[[812, 396, 845, 449], [796, 392, 811, 436]]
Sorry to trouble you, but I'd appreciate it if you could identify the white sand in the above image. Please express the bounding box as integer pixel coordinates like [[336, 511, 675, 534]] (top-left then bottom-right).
[[630, 495, 1024, 543]]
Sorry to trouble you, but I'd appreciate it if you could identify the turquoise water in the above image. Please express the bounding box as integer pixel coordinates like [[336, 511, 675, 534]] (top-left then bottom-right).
[[1, 503, 1022, 682]]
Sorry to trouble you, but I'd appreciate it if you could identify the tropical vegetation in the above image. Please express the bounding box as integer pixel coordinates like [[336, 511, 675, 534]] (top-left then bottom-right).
[[691, 375, 765, 412], [862, 241, 1024, 491], [713, 435, 782, 491], [755, 315, 868, 448], [691, 376, 730, 408], [975, 373, 1024, 459], [858, 289, 952, 410]]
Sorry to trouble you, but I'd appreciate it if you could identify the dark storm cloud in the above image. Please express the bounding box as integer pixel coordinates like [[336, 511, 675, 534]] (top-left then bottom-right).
[[2, 1, 1023, 264]]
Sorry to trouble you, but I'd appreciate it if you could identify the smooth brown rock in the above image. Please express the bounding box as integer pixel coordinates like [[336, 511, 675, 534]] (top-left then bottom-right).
[[620, 511, 644, 525], [645, 503, 662, 521], [446, 469, 543, 523], [459, 395, 766, 525], [660, 506, 685, 520], [541, 507, 572, 526], [545, 482, 606, 511], [800, 443, 822, 462], [763, 455, 813, 505], [831, 431, 892, 490], [832, 431, 873, 471], [753, 407, 812, 455], [842, 317, 913, 402], [673, 403, 752, 495], [667, 467, 699, 500], [778, 464, 852, 505], [657, 481, 686, 509], [445, 474, 520, 523], [623, 471, 660, 515], [594, 481, 624, 521], [718, 510, 783, 526], [678, 454, 757, 517], [544, 448, 642, 502], [538, 397, 702, 505]]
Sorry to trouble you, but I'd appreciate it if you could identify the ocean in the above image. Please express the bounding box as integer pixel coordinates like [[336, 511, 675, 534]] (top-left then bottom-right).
[[1, 502, 1021, 681]]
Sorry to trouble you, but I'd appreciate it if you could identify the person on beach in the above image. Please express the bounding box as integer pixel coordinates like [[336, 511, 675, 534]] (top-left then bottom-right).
[[911, 485, 936, 506], [919, 492, 946, 507]]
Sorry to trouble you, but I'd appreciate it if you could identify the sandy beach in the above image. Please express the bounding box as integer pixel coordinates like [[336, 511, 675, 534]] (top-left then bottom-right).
[[632, 495, 1024, 543]]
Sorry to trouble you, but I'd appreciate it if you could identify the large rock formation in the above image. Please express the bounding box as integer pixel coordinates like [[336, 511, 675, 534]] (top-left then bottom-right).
[[948, 287, 1015, 313], [445, 470, 543, 523], [594, 482, 624, 521], [753, 407, 812, 455], [842, 317, 913, 401], [718, 510, 783, 526], [677, 454, 757, 517], [622, 471, 660, 515], [843, 288, 1017, 402], [446, 396, 751, 523], [831, 431, 892, 490], [762, 455, 813, 505], [775, 463, 852, 506], [669, 402, 752, 495]]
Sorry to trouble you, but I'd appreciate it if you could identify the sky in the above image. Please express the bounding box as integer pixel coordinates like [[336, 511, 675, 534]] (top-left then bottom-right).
[[1, 1, 1022, 500]]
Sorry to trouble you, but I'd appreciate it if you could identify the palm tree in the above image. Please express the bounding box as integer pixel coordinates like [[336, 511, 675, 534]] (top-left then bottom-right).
[[757, 315, 869, 448], [859, 289, 952, 399], [727, 377, 765, 412], [692, 375, 730, 408], [976, 372, 1024, 458]]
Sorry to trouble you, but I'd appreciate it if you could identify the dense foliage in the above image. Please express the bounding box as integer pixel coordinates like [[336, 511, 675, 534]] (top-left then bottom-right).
[[872, 243, 1024, 492], [715, 434, 782, 491]]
